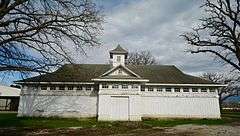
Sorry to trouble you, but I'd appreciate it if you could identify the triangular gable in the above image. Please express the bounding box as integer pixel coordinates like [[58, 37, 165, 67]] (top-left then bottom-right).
[[100, 65, 141, 78]]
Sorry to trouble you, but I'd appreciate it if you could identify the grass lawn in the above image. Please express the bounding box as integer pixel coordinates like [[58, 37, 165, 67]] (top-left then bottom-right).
[[0, 111, 239, 129]]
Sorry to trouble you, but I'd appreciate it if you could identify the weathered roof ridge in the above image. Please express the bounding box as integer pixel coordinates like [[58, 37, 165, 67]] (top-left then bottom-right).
[[109, 45, 128, 54]]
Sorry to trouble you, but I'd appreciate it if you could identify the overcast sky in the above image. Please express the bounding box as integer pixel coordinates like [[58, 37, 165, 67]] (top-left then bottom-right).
[[1, 0, 225, 85], [78, 0, 223, 75]]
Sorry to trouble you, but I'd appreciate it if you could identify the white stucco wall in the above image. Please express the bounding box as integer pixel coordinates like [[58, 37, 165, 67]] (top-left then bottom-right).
[[18, 86, 98, 118], [18, 84, 221, 120], [141, 96, 220, 118]]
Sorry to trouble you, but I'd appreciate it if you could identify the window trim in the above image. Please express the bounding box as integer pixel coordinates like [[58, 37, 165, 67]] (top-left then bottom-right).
[[40, 86, 47, 90], [174, 88, 180, 92], [68, 86, 74, 90], [201, 88, 207, 92], [102, 84, 109, 89], [141, 86, 145, 91], [86, 86, 92, 91], [192, 88, 198, 93], [183, 88, 189, 92], [50, 86, 56, 90], [165, 88, 172, 92], [76, 86, 83, 91], [132, 84, 138, 89], [112, 84, 119, 89], [122, 84, 128, 89], [117, 56, 121, 62], [59, 86, 65, 90], [148, 87, 154, 92], [209, 88, 216, 93], [157, 87, 163, 92]]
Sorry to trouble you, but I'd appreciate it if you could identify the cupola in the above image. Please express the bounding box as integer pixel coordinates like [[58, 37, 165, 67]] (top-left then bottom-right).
[[109, 45, 128, 67]]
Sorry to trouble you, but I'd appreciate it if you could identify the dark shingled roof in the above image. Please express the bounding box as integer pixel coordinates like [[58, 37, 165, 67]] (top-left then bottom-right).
[[17, 64, 215, 84], [109, 45, 128, 54]]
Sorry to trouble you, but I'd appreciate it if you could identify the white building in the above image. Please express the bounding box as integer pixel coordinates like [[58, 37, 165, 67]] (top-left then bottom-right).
[[16, 45, 225, 121], [0, 85, 21, 111]]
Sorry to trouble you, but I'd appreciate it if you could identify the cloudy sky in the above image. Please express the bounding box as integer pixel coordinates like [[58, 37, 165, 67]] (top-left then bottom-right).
[[1, 0, 225, 85], [79, 0, 222, 74]]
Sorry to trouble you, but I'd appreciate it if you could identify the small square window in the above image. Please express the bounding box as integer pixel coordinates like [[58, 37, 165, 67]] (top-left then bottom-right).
[[148, 87, 153, 91], [117, 56, 121, 62], [192, 88, 198, 92], [122, 84, 128, 89], [86, 86, 91, 91], [201, 88, 207, 92], [68, 86, 73, 90], [112, 84, 119, 89], [50, 86, 56, 90], [41, 86, 47, 90], [209, 88, 216, 93], [166, 88, 172, 92], [59, 86, 65, 90], [183, 88, 189, 92], [157, 88, 163, 92], [102, 84, 108, 89], [76, 86, 82, 91], [132, 84, 138, 89], [141, 86, 145, 91], [174, 88, 180, 92]]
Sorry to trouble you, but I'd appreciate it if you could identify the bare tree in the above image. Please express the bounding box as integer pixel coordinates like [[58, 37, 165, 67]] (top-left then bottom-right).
[[182, 0, 240, 72], [126, 51, 158, 65], [0, 0, 103, 73], [201, 72, 240, 110]]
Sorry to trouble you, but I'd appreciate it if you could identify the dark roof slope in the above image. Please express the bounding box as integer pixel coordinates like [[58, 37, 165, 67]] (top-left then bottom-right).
[[109, 45, 128, 54], [17, 64, 214, 84]]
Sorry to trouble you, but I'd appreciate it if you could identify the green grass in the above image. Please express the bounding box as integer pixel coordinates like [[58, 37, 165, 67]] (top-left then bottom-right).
[[143, 111, 240, 127], [0, 111, 239, 128]]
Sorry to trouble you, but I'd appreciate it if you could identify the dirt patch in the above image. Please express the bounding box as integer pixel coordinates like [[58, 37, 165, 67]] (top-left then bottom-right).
[[0, 125, 240, 136]]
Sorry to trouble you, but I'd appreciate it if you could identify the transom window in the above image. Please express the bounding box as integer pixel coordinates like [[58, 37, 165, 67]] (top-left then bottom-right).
[[132, 84, 138, 89], [76, 86, 82, 91], [209, 88, 216, 93], [117, 56, 121, 62], [192, 88, 198, 92], [59, 86, 65, 90], [148, 87, 153, 91], [68, 86, 73, 90], [86, 86, 91, 91], [157, 88, 163, 92], [102, 84, 108, 88], [122, 84, 128, 89], [183, 88, 189, 92], [201, 88, 207, 92], [174, 88, 180, 92], [50, 86, 56, 90], [141, 86, 145, 91], [112, 84, 119, 89], [166, 88, 172, 92], [41, 86, 47, 90]]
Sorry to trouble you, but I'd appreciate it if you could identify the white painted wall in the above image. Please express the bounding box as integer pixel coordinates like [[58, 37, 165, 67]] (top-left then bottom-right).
[[141, 96, 220, 118], [18, 86, 98, 117], [18, 84, 221, 120], [18, 95, 97, 117]]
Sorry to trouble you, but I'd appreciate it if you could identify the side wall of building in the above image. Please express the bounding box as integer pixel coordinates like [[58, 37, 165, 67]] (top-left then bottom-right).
[[141, 95, 220, 118], [18, 86, 98, 118]]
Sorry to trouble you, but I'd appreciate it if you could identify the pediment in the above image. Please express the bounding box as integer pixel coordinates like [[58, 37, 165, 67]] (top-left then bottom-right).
[[100, 65, 141, 78]]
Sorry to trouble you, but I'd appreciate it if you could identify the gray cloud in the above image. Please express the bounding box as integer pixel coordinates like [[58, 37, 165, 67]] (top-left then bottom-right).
[[80, 0, 223, 76]]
